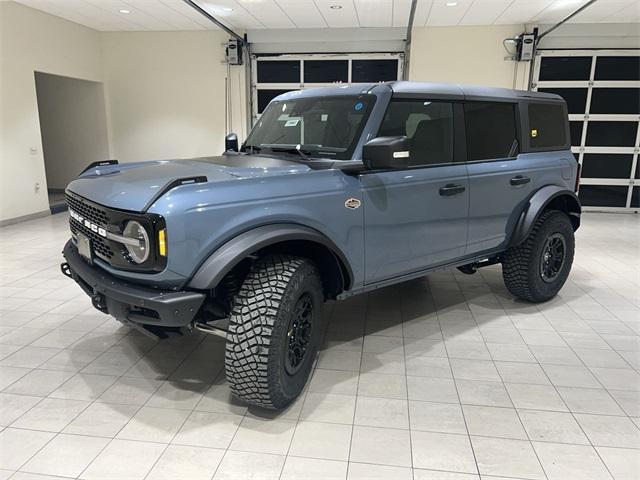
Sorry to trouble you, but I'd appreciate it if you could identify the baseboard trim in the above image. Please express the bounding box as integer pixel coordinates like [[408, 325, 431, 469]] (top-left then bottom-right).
[[0, 209, 51, 227]]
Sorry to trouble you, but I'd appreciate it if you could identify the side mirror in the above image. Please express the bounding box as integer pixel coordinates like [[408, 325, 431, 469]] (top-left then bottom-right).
[[362, 136, 410, 170], [225, 133, 239, 152]]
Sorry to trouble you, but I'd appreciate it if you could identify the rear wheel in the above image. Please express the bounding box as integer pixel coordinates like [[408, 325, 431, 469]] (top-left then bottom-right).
[[224, 254, 323, 409], [502, 210, 575, 303]]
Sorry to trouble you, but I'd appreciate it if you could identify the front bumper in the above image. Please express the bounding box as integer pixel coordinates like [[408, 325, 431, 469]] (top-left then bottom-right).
[[61, 240, 205, 328]]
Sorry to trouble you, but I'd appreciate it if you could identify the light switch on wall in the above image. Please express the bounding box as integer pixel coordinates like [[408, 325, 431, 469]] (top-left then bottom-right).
[[30, 146, 38, 155]]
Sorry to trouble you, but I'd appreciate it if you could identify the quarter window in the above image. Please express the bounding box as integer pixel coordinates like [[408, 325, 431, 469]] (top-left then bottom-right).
[[528, 103, 567, 149], [464, 102, 518, 161], [377, 100, 454, 167]]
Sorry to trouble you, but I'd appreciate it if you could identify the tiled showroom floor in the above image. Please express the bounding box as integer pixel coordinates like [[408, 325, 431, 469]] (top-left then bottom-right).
[[0, 212, 639, 480]]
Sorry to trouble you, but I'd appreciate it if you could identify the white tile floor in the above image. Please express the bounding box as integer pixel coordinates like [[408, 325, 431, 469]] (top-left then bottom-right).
[[0, 211, 639, 480]]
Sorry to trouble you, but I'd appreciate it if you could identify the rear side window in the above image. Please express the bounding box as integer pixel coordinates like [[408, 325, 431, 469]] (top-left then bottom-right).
[[465, 102, 518, 161], [378, 100, 454, 167], [528, 103, 567, 149]]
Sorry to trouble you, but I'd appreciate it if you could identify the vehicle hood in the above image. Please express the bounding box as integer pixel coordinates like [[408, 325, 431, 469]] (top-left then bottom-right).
[[66, 155, 311, 212]]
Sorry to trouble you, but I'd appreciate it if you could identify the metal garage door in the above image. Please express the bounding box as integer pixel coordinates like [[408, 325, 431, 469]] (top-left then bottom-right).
[[251, 53, 403, 121], [532, 50, 640, 212]]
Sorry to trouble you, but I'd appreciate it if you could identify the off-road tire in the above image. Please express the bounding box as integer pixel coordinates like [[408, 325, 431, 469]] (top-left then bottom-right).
[[502, 209, 574, 303], [225, 254, 323, 409]]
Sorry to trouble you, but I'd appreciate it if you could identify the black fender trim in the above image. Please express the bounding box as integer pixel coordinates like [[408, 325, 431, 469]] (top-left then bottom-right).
[[509, 185, 581, 247], [187, 224, 353, 291]]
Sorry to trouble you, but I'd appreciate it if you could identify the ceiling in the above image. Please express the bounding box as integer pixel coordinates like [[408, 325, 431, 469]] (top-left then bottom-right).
[[13, 0, 640, 31]]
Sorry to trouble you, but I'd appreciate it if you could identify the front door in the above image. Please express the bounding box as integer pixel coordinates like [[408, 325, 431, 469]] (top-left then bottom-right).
[[361, 99, 469, 285]]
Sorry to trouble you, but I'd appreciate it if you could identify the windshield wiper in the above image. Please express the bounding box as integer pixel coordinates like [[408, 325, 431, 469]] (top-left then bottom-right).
[[262, 145, 316, 162]]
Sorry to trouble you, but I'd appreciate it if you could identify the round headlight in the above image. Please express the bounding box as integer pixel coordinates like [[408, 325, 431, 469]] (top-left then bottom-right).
[[123, 220, 150, 264]]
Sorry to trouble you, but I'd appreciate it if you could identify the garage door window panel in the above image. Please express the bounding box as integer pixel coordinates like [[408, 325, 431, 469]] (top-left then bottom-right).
[[539, 57, 592, 81], [586, 121, 638, 147], [352, 60, 398, 83], [579, 185, 629, 207], [257, 61, 301, 83], [304, 60, 348, 83], [570, 122, 584, 147], [590, 88, 640, 115], [581, 154, 634, 179], [594, 56, 640, 81]]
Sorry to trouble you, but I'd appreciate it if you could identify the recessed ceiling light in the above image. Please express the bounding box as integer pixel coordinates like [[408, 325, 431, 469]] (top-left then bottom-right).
[[330, 4, 343, 9], [119, 9, 130, 14], [445, 1, 458, 6], [222, 7, 233, 11]]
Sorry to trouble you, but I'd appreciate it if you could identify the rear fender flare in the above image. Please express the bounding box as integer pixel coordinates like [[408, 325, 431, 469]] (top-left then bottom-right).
[[187, 224, 353, 292], [509, 185, 581, 247]]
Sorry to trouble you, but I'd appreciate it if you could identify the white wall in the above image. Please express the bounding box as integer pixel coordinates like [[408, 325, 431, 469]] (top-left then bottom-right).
[[35, 72, 110, 190], [0, 2, 246, 223], [408, 25, 530, 90], [0, 1, 104, 222], [101, 30, 246, 163]]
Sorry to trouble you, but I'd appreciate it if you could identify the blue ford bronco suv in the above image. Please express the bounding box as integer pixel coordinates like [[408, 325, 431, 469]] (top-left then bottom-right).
[[61, 81, 581, 409]]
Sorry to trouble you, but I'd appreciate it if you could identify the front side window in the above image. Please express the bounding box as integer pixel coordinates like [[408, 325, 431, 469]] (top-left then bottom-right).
[[377, 100, 454, 167], [243, 95, 375, 160], [465, 102, 518, 161]]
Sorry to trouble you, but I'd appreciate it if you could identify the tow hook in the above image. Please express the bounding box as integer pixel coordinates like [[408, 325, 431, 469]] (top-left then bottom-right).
[[91, 293, 108, 314], [60, 262, 72, 278]]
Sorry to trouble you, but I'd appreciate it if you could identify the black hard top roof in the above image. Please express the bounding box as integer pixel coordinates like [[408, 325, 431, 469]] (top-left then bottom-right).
[[273, 81, 563, 103], [389, 81, 563, 102]]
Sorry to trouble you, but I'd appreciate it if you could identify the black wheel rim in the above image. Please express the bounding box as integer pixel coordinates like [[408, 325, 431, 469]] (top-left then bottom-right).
[[285, 293, 314, 375], [540, 233, 566, 283]]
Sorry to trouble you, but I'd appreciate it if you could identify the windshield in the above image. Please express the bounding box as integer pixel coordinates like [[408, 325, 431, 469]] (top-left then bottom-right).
[[243, 94, 376, 160]]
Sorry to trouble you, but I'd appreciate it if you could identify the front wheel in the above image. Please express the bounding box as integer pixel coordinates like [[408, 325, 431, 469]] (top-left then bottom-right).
[[225, 254, 323, 409], [502, 210, 575, 303]]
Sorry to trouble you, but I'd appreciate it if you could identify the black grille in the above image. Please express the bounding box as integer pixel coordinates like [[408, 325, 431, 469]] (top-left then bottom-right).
[[66, 193, 114, 260], [64, 191, 167, 273], [66, 193, 110, 226]]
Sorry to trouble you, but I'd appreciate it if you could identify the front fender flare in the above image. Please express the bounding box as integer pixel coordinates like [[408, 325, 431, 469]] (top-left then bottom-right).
[[509, 185, 581, 247], [187, 224, 353, 291]]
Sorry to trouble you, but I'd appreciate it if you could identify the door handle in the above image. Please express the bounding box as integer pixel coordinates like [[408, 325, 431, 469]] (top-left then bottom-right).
[[439, 184, 466, 197], [510, 175, 531, 186]]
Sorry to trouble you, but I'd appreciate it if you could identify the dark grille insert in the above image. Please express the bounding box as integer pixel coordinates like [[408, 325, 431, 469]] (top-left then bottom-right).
[[66, 193, 114, 260], [65, 193, 110, 227]]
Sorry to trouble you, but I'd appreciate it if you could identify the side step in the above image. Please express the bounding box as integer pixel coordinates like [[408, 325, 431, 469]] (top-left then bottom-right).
[[456, 256, 502, 275]]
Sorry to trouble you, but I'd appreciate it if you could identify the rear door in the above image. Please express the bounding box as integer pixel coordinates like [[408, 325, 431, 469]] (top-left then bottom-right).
[[361, 99, 469, 284], [465, 101, 533, 254]]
